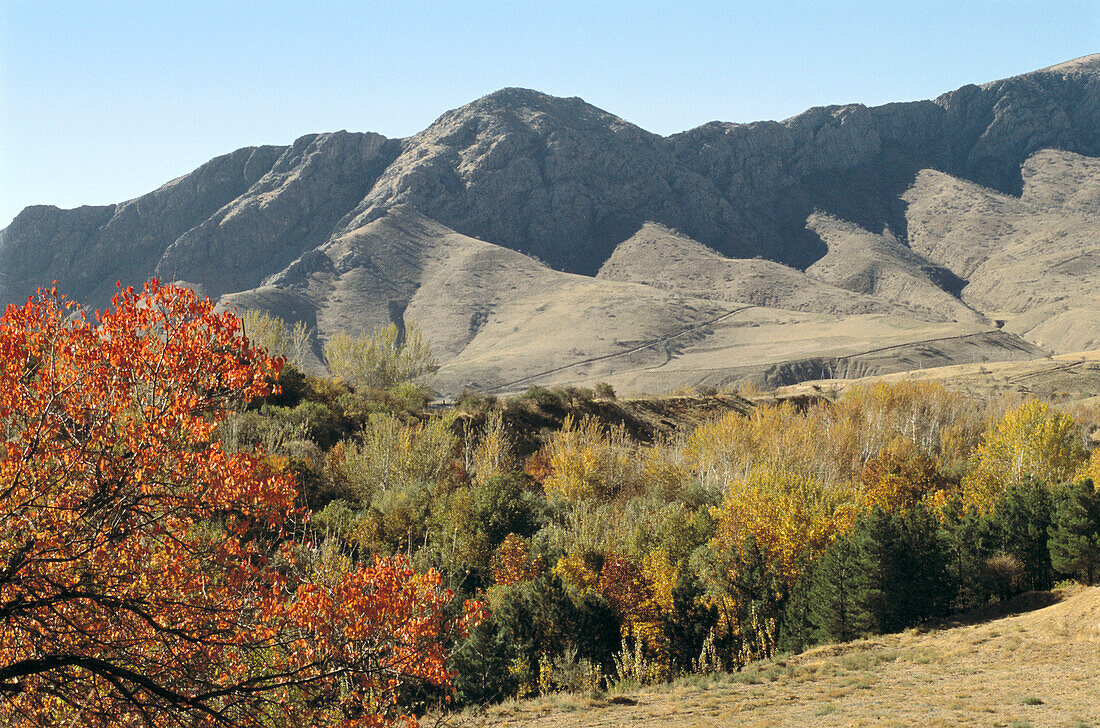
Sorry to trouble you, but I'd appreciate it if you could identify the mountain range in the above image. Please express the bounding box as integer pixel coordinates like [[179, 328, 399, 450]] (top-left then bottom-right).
[[3, 55, 1099, 395]]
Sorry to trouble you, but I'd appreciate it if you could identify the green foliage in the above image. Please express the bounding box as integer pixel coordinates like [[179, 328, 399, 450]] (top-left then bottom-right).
[[334, 412, 458, 504], [431, 472, 545, 588], [323, 322, 437, 392], [1048, 478, 1100, 583], [802, 535, 871, 646], [593, 382, 617, 400], [939, 494, 995, 611], [787, 505, 952, 649], [482, 575, 620, 695], [662, 571, 720, 673], [449, 620, 518, 705], [986, 479, 1056, 591]]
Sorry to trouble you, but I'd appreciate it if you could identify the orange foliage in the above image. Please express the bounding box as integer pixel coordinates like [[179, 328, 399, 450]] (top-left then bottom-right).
[[0, 282, 480, 727], [524, 450, 553, 484], [598, 552, 659, 625], [860, 437, 946, 512], [492, 533, 543, 586]]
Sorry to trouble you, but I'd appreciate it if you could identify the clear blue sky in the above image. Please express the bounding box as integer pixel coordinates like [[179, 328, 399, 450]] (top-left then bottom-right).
[[1, 0, 1096, 227]]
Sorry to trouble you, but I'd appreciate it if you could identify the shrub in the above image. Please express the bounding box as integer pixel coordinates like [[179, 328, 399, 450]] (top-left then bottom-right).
[[594, 382, 617, 400], [323, 322, 437, 391]]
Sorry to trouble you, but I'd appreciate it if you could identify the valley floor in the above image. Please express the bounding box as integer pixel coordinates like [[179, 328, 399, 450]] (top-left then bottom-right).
[[468, 586, 1100, 728]]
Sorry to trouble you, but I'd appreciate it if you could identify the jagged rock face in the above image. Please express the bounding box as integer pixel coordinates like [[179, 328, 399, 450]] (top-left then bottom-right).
[[2, 56, 1099, 393], [154, 132, 399, 299], [4, 57, 1098, 298], [334, 89, 681, 273], [0, 145, 282, 304]]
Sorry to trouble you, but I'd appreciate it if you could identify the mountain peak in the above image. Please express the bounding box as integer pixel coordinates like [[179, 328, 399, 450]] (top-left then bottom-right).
[[434, 87, 642, 134], [476, 86, 567, 106]]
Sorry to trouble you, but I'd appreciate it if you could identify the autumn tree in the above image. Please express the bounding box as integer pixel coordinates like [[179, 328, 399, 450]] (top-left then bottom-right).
[[0, 282, 479, 728], [963, 401, 1087, 512], [491, 534, 543, 586], [716, 465, 859, 586], [323, 323, 437, 393], [468, 409, 515, 485], [240, 308, 313, 368], [540, 415, 641, 502], [859, 437, 947, 512]]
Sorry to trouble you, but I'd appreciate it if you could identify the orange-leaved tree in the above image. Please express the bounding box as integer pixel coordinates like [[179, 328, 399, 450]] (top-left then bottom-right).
[[0, 282, 481, 727]]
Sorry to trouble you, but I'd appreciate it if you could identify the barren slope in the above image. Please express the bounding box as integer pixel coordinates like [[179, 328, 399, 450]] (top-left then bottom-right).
[[596, 222, 928, 318], [804, 212, 982, 324], [221, 208, 740, 394], [904, 150, 1100, 352]]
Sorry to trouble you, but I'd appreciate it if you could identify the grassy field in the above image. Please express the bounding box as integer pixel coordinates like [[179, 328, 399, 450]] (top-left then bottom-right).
[[459, 586, 1100, 728]]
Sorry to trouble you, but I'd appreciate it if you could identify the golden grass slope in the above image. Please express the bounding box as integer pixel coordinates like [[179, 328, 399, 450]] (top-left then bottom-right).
[[905, 150, 1100, 353], [472, 586, 1100, 728], [776, 349, 1100, 408]]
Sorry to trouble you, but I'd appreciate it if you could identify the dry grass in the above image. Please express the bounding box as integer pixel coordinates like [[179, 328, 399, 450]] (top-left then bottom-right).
[[462, 586, 1100, 728], [777, 350, 1100, 411]]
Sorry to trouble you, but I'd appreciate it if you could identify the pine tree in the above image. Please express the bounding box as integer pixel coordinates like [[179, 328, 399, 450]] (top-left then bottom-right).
[[988, 479, 1056, 591], [940, 494, 994, 610], [805, 535, 873, 643], [889, 504, 953, 627], [804, 505, 952, 642], [1048, 478, 1100, 584]]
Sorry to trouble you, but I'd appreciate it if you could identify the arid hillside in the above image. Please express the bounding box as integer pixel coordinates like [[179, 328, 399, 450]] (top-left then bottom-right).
[[2, 56, 1098, 395]]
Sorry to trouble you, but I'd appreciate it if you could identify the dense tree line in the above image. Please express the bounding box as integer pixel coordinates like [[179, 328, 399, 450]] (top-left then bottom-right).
[[6, 295, 1100, 726], [229, 314, 1100, 706]]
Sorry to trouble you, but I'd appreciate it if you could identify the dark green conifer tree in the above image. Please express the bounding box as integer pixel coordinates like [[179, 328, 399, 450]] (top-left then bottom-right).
[[1048, 478, 1100, 584], [940, 494, 993, 610], [806, 535, 873, 643], [987, 479, 1055, 591], [798, 505, 952, 644]]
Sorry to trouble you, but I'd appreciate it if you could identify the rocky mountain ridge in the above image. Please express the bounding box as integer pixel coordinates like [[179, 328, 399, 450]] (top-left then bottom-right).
[[2, 55, 1098, 394]]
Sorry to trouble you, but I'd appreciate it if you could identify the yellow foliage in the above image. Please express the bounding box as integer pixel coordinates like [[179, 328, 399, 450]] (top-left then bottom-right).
[[640, 444, 691, 500], [330, 412, 458, 502], [640, 549, 678, 615], [323, 322, 436, 391], [1074, 447, 1100, 485], [542, 414, 640, 501], [492, 534, 542, 586], [835, 381, 982, 460], [685, 404, 835, 491], [716, 465, 859, 584], [859, 437, 945, 512], [552, 554, 599, 593], [470, 409, 515, 484], [963, 400, 1087, 512], [240, 308, 313, 367]]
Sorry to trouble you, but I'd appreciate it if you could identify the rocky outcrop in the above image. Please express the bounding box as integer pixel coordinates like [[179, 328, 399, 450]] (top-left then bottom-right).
[[156, 132, 399, 299], [0, 145, 282, 305]]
